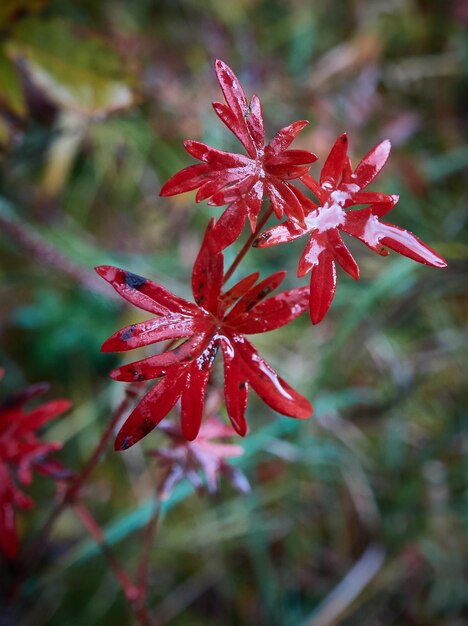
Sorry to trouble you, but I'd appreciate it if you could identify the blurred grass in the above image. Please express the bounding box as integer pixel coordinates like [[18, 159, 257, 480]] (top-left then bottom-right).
[[0, 0, 467, 625]]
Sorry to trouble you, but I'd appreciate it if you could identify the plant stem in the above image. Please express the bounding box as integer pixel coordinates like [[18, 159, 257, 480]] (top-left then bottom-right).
[[136, 501, 161, 596], [135, 466, 171, 605], [223, 205, 273, 284], [21, 386, 140, 572], [74, 502, 152, 626]]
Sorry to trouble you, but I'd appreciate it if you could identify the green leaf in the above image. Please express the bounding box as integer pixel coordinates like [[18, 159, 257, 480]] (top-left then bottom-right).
[[0, 46, 26, 115], [7, 17, 136, 116]]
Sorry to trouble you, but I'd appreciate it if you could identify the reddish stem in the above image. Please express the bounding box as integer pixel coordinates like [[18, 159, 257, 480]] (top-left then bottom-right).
[[20, 387, 140, 574], [74, 502, 152, 626], [136, 502, 161, 597], [223, 205, 273, 284]]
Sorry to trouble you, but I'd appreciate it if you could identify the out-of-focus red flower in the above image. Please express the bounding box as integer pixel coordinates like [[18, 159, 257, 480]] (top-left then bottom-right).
[[255, 133, 447, 324], [96, 219, 312, 450], [151, 417, 250, 498], [0, 370, 71, 560], [160, 60, 317, 249]]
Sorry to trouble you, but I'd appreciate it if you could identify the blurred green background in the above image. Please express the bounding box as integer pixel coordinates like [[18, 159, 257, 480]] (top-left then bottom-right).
[[0, 0, 466, 624]]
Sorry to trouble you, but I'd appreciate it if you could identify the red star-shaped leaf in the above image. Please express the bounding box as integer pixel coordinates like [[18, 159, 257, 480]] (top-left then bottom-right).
[[160, 60, 317, 249], [97, 219, 312, 450], [256, 133, 447, 324], [0, 371, 71, 559]]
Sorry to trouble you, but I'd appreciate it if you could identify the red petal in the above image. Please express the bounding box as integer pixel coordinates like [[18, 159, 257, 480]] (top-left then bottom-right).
[[308, 251, 337, 324], [236, 338, 312, 418], [220, 336, 248, 436], [192, 218, 224, 313], [235, 286, 309, 334], [210, 201, 248, 251], [352, 140, 391, 189], [181, 340, 219, 440], [320, 133, 348, 190], [225, 271, 286, 323], [115, 370, 187, 450], [159, 164, 210, 197], [266, 120, 309, 155], [101, 316, 196, 352], [95, 266, 196, 316]]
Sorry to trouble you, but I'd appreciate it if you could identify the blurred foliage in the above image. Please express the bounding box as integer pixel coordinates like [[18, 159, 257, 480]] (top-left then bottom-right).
[[0, 0, 467, 624]]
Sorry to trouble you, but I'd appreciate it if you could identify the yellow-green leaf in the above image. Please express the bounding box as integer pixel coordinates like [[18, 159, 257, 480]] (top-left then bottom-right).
[[0, 46, 26, 116], [7, 17, 136, 116]]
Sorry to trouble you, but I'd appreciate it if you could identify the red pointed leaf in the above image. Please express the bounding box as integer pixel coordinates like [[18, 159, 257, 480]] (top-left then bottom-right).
[[326, 230, 359, 280], [237, 338, 312, 418], [255, 220, 306, 248], [221, 272, 260, 310], [184, 140, 249, 167], [301, 173, 329, 204], [15, 400, 71, 436], [110, 332, 212, 382], [95, 266, 195, 316], [352, 140, 391, 189], [267, 149, 317, 167], [265, 179, 305, 224], [267, 120, 309, 155], [378, 223, 447, 267], [101, 316, 196, 352], [320, 133, 348, 190], [225, 271, 286, 323], [160, 164, 210, 197], [212, 101, 255, 158], [192, 218, 224, 313], [308, 251, 337, 324], [195, 167, 250, 203], [235, 286, 309, 334], [210, 201, 248, 251], [115, 370, 187, 450], [220, 336, 248, 436], [245, 94, 264, 150], [181, 340, 219, 440]]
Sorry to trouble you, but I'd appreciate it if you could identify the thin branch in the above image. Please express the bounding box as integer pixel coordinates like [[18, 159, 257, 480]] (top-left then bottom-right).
[[223, 205, 273, 284]]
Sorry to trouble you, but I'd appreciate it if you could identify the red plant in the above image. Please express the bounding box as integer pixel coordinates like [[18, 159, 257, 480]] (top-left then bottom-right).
[[98, 60, 447, 451], [152, 416, 250, 497], [97, 219, 311, 449], [160, 60, 317, 249], [0, 370, 71, 559], [255, 133, 447, 323]]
